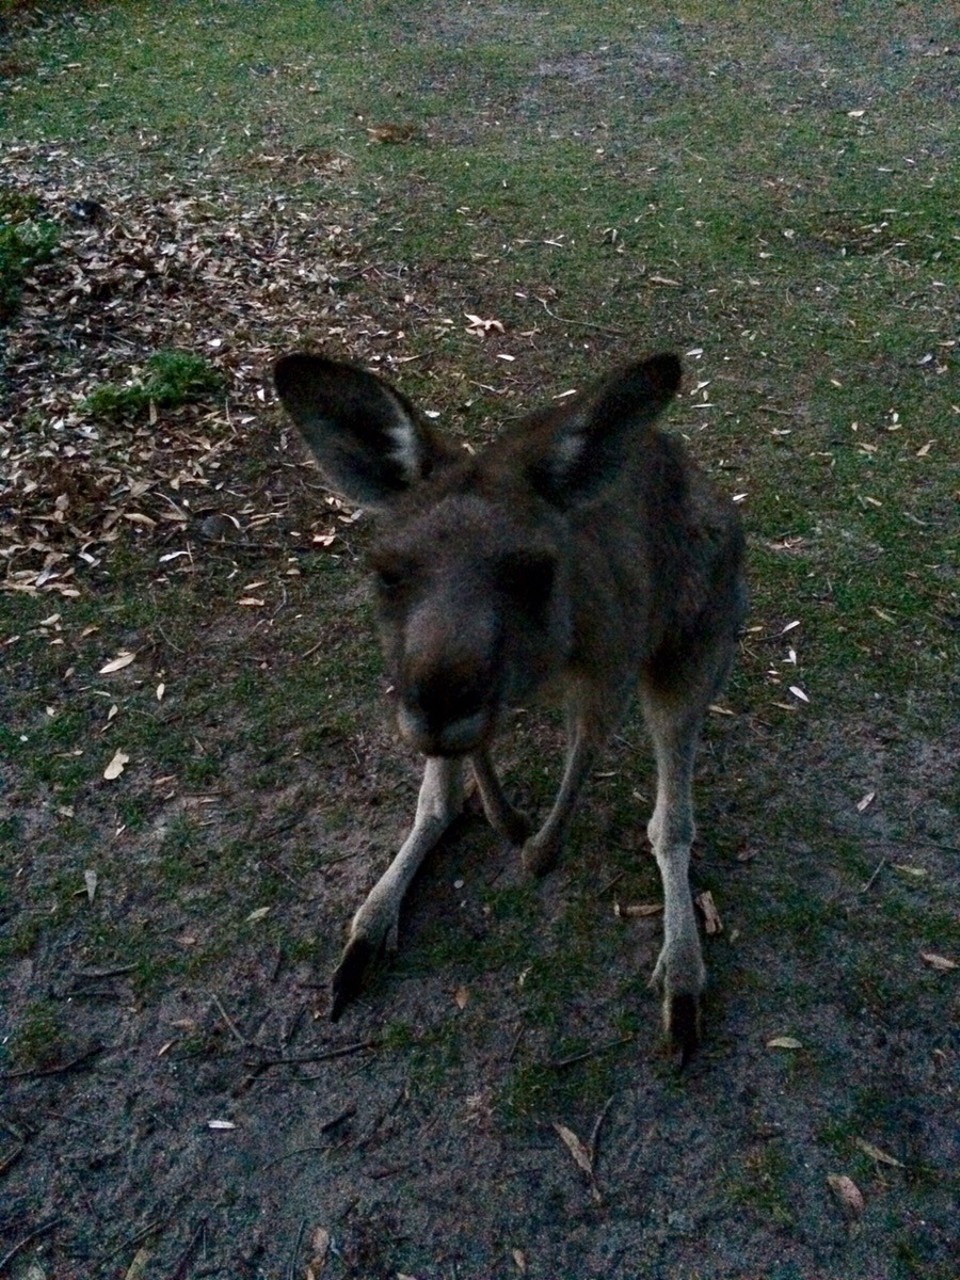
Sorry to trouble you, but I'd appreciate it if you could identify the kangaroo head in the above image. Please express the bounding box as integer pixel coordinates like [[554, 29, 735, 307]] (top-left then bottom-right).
[[274, 351, 680, 756]]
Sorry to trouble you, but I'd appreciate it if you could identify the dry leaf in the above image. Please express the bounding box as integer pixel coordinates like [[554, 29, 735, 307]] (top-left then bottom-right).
[[156, 682, 165, 701], [103, 749, 130, 780], [246, 906, 271, 923], [614, 900, 663, 919], [855, 1138, 904, 1168], [454, 985, 470, 1010], [306, 1226, 331, 1278], [856, 791, 876, 812], [366, 121, 418, 144], [788, 685, 809, 703], [553, 1122, 593, 1176], [827, 1173, 865, 1216], [512, 1248, 528, 1273], [84, 869, 98, 902], [99, 650, 136, 674], [921, 952, 957, 972], [124, 1248, 152, 1280], [695, 890, 723, 935], [767, 1036, 803, 1050], [465, 313, 505, 336], [207, 1119, 236, 1130]]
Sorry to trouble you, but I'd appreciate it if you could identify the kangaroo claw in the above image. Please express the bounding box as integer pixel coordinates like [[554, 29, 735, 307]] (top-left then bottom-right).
[[665, 991, 701, 1068], [520, 831, 561, 877], [329, 935, 379, 1021]]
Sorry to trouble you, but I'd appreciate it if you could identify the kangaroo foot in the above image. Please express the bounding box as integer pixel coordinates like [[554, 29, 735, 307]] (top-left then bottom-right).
[[650, 939, 706, 1067], [330, 902, 400, 1021]]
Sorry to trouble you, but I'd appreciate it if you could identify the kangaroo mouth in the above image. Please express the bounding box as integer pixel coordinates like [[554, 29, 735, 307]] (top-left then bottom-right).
[[396, 704, 494, 757]]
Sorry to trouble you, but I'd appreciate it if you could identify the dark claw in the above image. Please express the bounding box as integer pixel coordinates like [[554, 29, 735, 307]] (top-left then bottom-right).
[[502, 807, 533, 847], [668, 992, 701, 1068], [330, 936, 378, 1021]]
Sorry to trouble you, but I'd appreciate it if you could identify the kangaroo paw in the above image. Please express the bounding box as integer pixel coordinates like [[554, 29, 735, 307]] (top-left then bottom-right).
[[520, 831, 562, 877], [665, 991, 701, 1067], [330, 906, 399, 1020], [650, 941, 706, 1066], [330, 935, 378, 1021], [498, 805, 534, 847]]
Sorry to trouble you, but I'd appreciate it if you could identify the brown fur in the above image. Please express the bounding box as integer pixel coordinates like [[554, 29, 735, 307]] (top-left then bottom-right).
[[274, 350, 746, 1056]]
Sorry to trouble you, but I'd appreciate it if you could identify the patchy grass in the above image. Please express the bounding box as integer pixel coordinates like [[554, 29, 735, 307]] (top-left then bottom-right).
[[82, 349, 225, 419], [0, 189, 58, 321], [1, 2, 958, 1277]]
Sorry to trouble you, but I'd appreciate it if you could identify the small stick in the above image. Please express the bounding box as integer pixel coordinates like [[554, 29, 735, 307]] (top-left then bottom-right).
[[285, 1218, 307, 1280], [2, 1042, 103, 1081], [588, 1093, 617, 1166], [506, 1026, 525, 1063], [72, 964, 137, 980], [260, 1107, 357, 1170], [250, 1039, 378, 1069], [546, 1035, 633, 1071], [596, 869, 626, 898], [536, 296, 626, 335], [210, 993, 251, 1048], [860, 858, 886, 893], [0, 1217, 61, 1274], [0, 1144, 24, 1176], [166, 1218, 206, 1280]]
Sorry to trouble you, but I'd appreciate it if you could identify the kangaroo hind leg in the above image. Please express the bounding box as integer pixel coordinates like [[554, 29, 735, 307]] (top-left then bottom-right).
[[641, 643, 731, 1064]]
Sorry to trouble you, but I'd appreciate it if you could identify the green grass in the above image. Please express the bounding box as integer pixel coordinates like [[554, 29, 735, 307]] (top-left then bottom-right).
[[0, 190, 59, 321], [82, 349, 225, 419]]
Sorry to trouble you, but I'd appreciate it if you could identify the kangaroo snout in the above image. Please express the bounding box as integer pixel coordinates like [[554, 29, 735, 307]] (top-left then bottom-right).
[[396, 615, 502, 755], [396, 662, 498, 755]]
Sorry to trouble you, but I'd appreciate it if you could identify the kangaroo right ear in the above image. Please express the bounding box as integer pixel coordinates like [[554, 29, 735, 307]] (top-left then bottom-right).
[[527, 353, 682, 509], [274, 353, 452, 508]]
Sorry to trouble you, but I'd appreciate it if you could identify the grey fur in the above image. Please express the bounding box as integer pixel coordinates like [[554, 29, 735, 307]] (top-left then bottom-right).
[[274, 350, 746, 1057]]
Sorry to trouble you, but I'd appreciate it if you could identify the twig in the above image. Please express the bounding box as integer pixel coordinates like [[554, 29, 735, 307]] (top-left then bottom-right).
[[210, 993, 251, 1048], [72, 963, 137, 980], [250, 1039, 379, 1069], [262, 1145, 329, 1172], [535, 296, 626, 335], [286, 1218, 307, 1280], [588, 1093, 617, 1170], [506, 1026, 525, 1063], [166, 1218, 206, 1280], [101, 1218, 169, 1265], [596, 869, 626, 898], [0, 1217, 61, 1274], [260, 1107, 357, 1170], [860, 858, 887, 893], [0, 1144, 24, 1176], [2, 1042, 104, 1081], [318, 847, 371, 868], [546, 1035, 633, 1071]]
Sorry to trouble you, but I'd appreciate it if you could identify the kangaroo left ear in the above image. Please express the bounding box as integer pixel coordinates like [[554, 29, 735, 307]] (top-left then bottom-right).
[[528, 353, 682, 509], [274, 353, 455, 508]]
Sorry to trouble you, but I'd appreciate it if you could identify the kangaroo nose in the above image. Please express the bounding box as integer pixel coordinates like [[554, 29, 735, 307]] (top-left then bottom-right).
[[398, 661, 496, 755]]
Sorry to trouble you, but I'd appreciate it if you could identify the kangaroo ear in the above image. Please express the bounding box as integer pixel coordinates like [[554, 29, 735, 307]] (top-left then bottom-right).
[[274, 353, 452, 508], [528, 353, 682, 508]]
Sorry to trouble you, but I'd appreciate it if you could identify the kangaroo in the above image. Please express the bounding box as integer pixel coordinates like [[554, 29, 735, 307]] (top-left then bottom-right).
[[274, 349, 746, 1060]]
